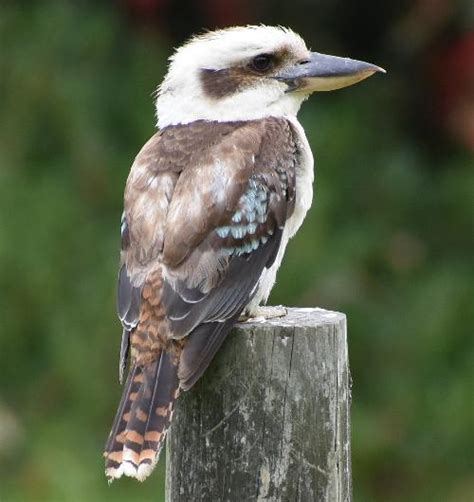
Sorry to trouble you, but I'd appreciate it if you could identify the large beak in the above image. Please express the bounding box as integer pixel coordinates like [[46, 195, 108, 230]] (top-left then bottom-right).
[[276, 51, 385, 92]]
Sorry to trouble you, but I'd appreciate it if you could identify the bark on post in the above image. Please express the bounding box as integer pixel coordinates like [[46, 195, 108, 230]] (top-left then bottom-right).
[[166, 307, 351, 502]]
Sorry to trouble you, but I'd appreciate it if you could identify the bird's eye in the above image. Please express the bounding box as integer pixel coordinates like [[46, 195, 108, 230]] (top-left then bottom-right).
[[251, 54, 273, 73]]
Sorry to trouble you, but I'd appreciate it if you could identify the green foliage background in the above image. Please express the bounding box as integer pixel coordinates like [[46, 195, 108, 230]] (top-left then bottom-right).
[[0, 2, 472, 501]]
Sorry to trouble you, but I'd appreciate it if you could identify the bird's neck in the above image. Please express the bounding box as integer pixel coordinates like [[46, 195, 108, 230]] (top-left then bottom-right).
[[156, 84, 307, 128]]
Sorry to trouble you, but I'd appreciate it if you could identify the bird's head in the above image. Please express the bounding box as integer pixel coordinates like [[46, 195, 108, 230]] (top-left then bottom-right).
[[156, 25, 384, 128]]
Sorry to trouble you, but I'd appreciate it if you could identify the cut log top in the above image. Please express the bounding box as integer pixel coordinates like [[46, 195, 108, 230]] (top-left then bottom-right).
[[239, 307, 346, 328], [166, 307, 351, 502]]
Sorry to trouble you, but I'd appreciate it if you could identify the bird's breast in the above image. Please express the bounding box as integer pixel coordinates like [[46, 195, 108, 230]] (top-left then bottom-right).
[[286, 117, 314, 238]]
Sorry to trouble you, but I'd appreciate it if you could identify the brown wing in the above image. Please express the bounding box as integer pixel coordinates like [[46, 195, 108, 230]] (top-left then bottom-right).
[[118, 118, 296, 389], [160, 118, 297, 389], [117, 122, 248, 374]]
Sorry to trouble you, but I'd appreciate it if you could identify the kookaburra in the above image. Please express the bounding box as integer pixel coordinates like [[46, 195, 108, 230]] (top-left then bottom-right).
[[104, 25, 384, 482]]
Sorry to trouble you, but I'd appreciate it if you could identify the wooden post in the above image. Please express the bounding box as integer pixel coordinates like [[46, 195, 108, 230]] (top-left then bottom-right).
[[166, 308, 351, 502]]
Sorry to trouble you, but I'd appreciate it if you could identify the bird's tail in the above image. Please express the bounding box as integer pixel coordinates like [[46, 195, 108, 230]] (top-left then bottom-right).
[[104, 351, 180, 482]]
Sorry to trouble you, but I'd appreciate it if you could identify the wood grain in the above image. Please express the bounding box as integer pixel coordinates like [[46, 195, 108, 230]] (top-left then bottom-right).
[[166, 308, 351, 502]]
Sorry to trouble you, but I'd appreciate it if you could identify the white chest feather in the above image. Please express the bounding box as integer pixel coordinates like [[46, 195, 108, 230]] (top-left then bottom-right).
[[246, 117, 314, 313]]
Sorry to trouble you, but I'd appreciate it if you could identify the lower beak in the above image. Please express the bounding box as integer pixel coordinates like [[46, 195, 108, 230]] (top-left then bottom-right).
[[276, 51, 385, 92]]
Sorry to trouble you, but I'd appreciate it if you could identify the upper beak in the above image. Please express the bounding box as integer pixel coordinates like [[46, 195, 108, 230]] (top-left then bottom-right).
[[276, 51, 385, 92]]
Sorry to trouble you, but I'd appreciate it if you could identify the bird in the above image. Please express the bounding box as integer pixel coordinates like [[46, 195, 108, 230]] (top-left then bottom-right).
[[104, 24, 384, 482]]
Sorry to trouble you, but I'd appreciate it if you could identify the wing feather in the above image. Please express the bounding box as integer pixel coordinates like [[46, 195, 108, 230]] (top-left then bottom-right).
[[118, 117, 297, 389]]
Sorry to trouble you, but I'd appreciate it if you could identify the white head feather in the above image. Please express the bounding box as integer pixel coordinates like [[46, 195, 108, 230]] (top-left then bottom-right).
[[156, 25, 311, 128]]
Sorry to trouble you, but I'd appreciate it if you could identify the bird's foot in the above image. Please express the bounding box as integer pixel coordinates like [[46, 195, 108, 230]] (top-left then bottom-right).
[[239, 305, 287, 323]]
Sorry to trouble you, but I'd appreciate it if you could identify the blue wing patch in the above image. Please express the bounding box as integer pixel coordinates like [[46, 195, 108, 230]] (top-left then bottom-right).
[[215, 179, 275, 256]]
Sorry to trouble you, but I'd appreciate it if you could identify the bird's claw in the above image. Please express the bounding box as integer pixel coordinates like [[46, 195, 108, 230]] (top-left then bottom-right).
[[239, 305, 288, 323]]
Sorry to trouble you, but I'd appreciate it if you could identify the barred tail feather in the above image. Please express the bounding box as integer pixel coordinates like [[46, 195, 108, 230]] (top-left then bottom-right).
[[104, 351, 180, 482]]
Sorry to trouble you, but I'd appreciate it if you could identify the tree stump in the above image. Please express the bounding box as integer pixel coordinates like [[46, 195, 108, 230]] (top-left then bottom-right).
[[166, 307, 351, 502]]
